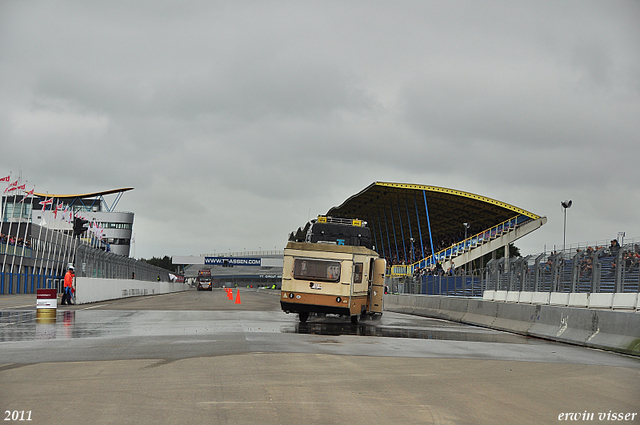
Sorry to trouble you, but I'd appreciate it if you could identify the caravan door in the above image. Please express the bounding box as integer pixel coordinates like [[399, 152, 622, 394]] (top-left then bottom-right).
[[368, 258, 386, 314]]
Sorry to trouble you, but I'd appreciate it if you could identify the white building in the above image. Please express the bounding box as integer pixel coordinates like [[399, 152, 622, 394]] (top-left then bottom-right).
[[2, 188, 135, 257]]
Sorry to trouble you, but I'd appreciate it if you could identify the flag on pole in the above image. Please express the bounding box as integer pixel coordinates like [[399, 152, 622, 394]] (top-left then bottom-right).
[[4, 180, 18, 193], [60, 205, 70, 223], [53, 202, 63, 219], [18, 188, 35, 203], [0, 175, 9, 182], [39, 197, 53, 207]]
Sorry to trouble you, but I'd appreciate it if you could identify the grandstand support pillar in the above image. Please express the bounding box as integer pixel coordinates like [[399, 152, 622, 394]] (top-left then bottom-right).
[[504, 242, 510, 291], [591, 247, 605, 293], [571, 250, 581, 293], [382, 208, 393, 263], [614, 248, 624, 293], [534, 253, 544, 292], [376, 211, 386, 260], [397, 202, 407, 264], [422, 190, 435, 260], [369, 215, 380, 254], [413, 196, 425, 260], [404, 198, 414, 262], [387, 205, 399, 264]]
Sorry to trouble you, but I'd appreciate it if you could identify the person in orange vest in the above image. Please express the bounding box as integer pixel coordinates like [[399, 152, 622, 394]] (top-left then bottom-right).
[[62, 266, 75, 305]]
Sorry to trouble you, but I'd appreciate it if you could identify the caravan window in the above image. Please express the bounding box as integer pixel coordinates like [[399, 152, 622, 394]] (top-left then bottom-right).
[[353, 263, 363, 283], [293, 259, 341, 282]]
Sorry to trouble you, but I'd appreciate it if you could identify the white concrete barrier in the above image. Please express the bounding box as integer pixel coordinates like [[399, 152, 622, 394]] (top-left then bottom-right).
[[568, 293, 589, 308], [482, 290, 495, 301], [589, 293, 614, 309], [549, 292, 570, 306], [75, 277, 189, 305], [384, 294, 640, 356], [612, 293, 638, 310], [531, 292, 551, 305], [518, 292, 533, 304], [505, 291, 520, 303], [494, 290, 507, 302]]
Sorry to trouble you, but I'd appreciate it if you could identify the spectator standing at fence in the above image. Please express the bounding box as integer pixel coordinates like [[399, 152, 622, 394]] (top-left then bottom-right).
[[62, 266, 75, 305]]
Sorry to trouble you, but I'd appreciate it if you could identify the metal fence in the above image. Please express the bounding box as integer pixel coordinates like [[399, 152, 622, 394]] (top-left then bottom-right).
[[484, 243, 640, 294], [386, 272, 486, 297], [75, 244, 174, 282], [1, 237, 175, 295], [388, 242, 640, 296]]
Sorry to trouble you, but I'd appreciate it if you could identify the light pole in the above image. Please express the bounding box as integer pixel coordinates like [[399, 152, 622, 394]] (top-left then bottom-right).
[[561, 200, 572, 254], [463, 222, 470, 275], [410, 238, 415, 263]]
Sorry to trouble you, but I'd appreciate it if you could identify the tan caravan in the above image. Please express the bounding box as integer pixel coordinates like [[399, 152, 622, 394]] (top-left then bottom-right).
[[280, 217, 386, 324]]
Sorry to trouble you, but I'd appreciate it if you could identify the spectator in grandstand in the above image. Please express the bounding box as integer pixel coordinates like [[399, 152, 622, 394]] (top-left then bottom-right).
[[580, 248, 594, 277], [609, 239, 621, 255], [435, 261, 444, 276], [544, 252, 555, 271], [623, 250, 639, 270]]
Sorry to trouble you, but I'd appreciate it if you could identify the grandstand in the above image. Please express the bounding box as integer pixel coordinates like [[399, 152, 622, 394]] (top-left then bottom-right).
[[325, 182, 547, 276]]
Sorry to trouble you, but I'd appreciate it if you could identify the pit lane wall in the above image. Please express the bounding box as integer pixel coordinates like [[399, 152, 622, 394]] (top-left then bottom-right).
[[384, 293, 640, 357], [75, 277, 189, 304]]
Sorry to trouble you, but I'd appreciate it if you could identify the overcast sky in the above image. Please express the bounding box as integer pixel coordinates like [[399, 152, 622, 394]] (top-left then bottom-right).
[[1, 1, 638, 260]]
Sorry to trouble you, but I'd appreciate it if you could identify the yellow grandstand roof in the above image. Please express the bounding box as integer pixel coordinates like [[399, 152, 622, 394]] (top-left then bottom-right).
[[326, 182, 540, 250]]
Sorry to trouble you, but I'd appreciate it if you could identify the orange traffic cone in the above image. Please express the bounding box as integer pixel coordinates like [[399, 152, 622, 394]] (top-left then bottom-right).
[[235, 289, 241, 304], [227, 289, 233, 300]]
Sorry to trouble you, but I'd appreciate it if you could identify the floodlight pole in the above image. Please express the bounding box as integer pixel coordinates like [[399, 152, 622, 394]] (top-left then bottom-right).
[[561, 200, 572, 254], [463, 222, 470, 275], [410, 238, 415, 263]]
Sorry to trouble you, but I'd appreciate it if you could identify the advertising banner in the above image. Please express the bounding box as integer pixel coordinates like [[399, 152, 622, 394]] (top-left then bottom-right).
[[204, 257, 262, 266]]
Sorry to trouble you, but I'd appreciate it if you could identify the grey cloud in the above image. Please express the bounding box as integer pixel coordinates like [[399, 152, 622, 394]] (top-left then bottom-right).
[[1, 1, 639, 259]]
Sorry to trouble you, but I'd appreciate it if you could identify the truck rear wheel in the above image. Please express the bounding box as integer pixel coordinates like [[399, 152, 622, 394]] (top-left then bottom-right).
[[350, 314, 360, 325]]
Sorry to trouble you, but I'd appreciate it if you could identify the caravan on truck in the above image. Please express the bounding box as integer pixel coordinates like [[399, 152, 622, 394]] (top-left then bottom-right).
[[280, 216, 386, 324]]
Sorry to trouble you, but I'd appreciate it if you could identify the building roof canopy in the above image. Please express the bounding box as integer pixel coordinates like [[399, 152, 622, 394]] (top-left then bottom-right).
[[326, 182, 540, 250]]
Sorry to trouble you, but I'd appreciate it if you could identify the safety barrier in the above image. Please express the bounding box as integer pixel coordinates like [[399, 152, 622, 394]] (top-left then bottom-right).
[[482, 290, 640, 310], [75, 277, 189, 304], [384, 293, 640, 356]]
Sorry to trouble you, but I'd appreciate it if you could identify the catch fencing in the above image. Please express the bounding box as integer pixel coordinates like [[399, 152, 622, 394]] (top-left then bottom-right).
[[388, 242, 640, 296], [1, 236, 174, 295]]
